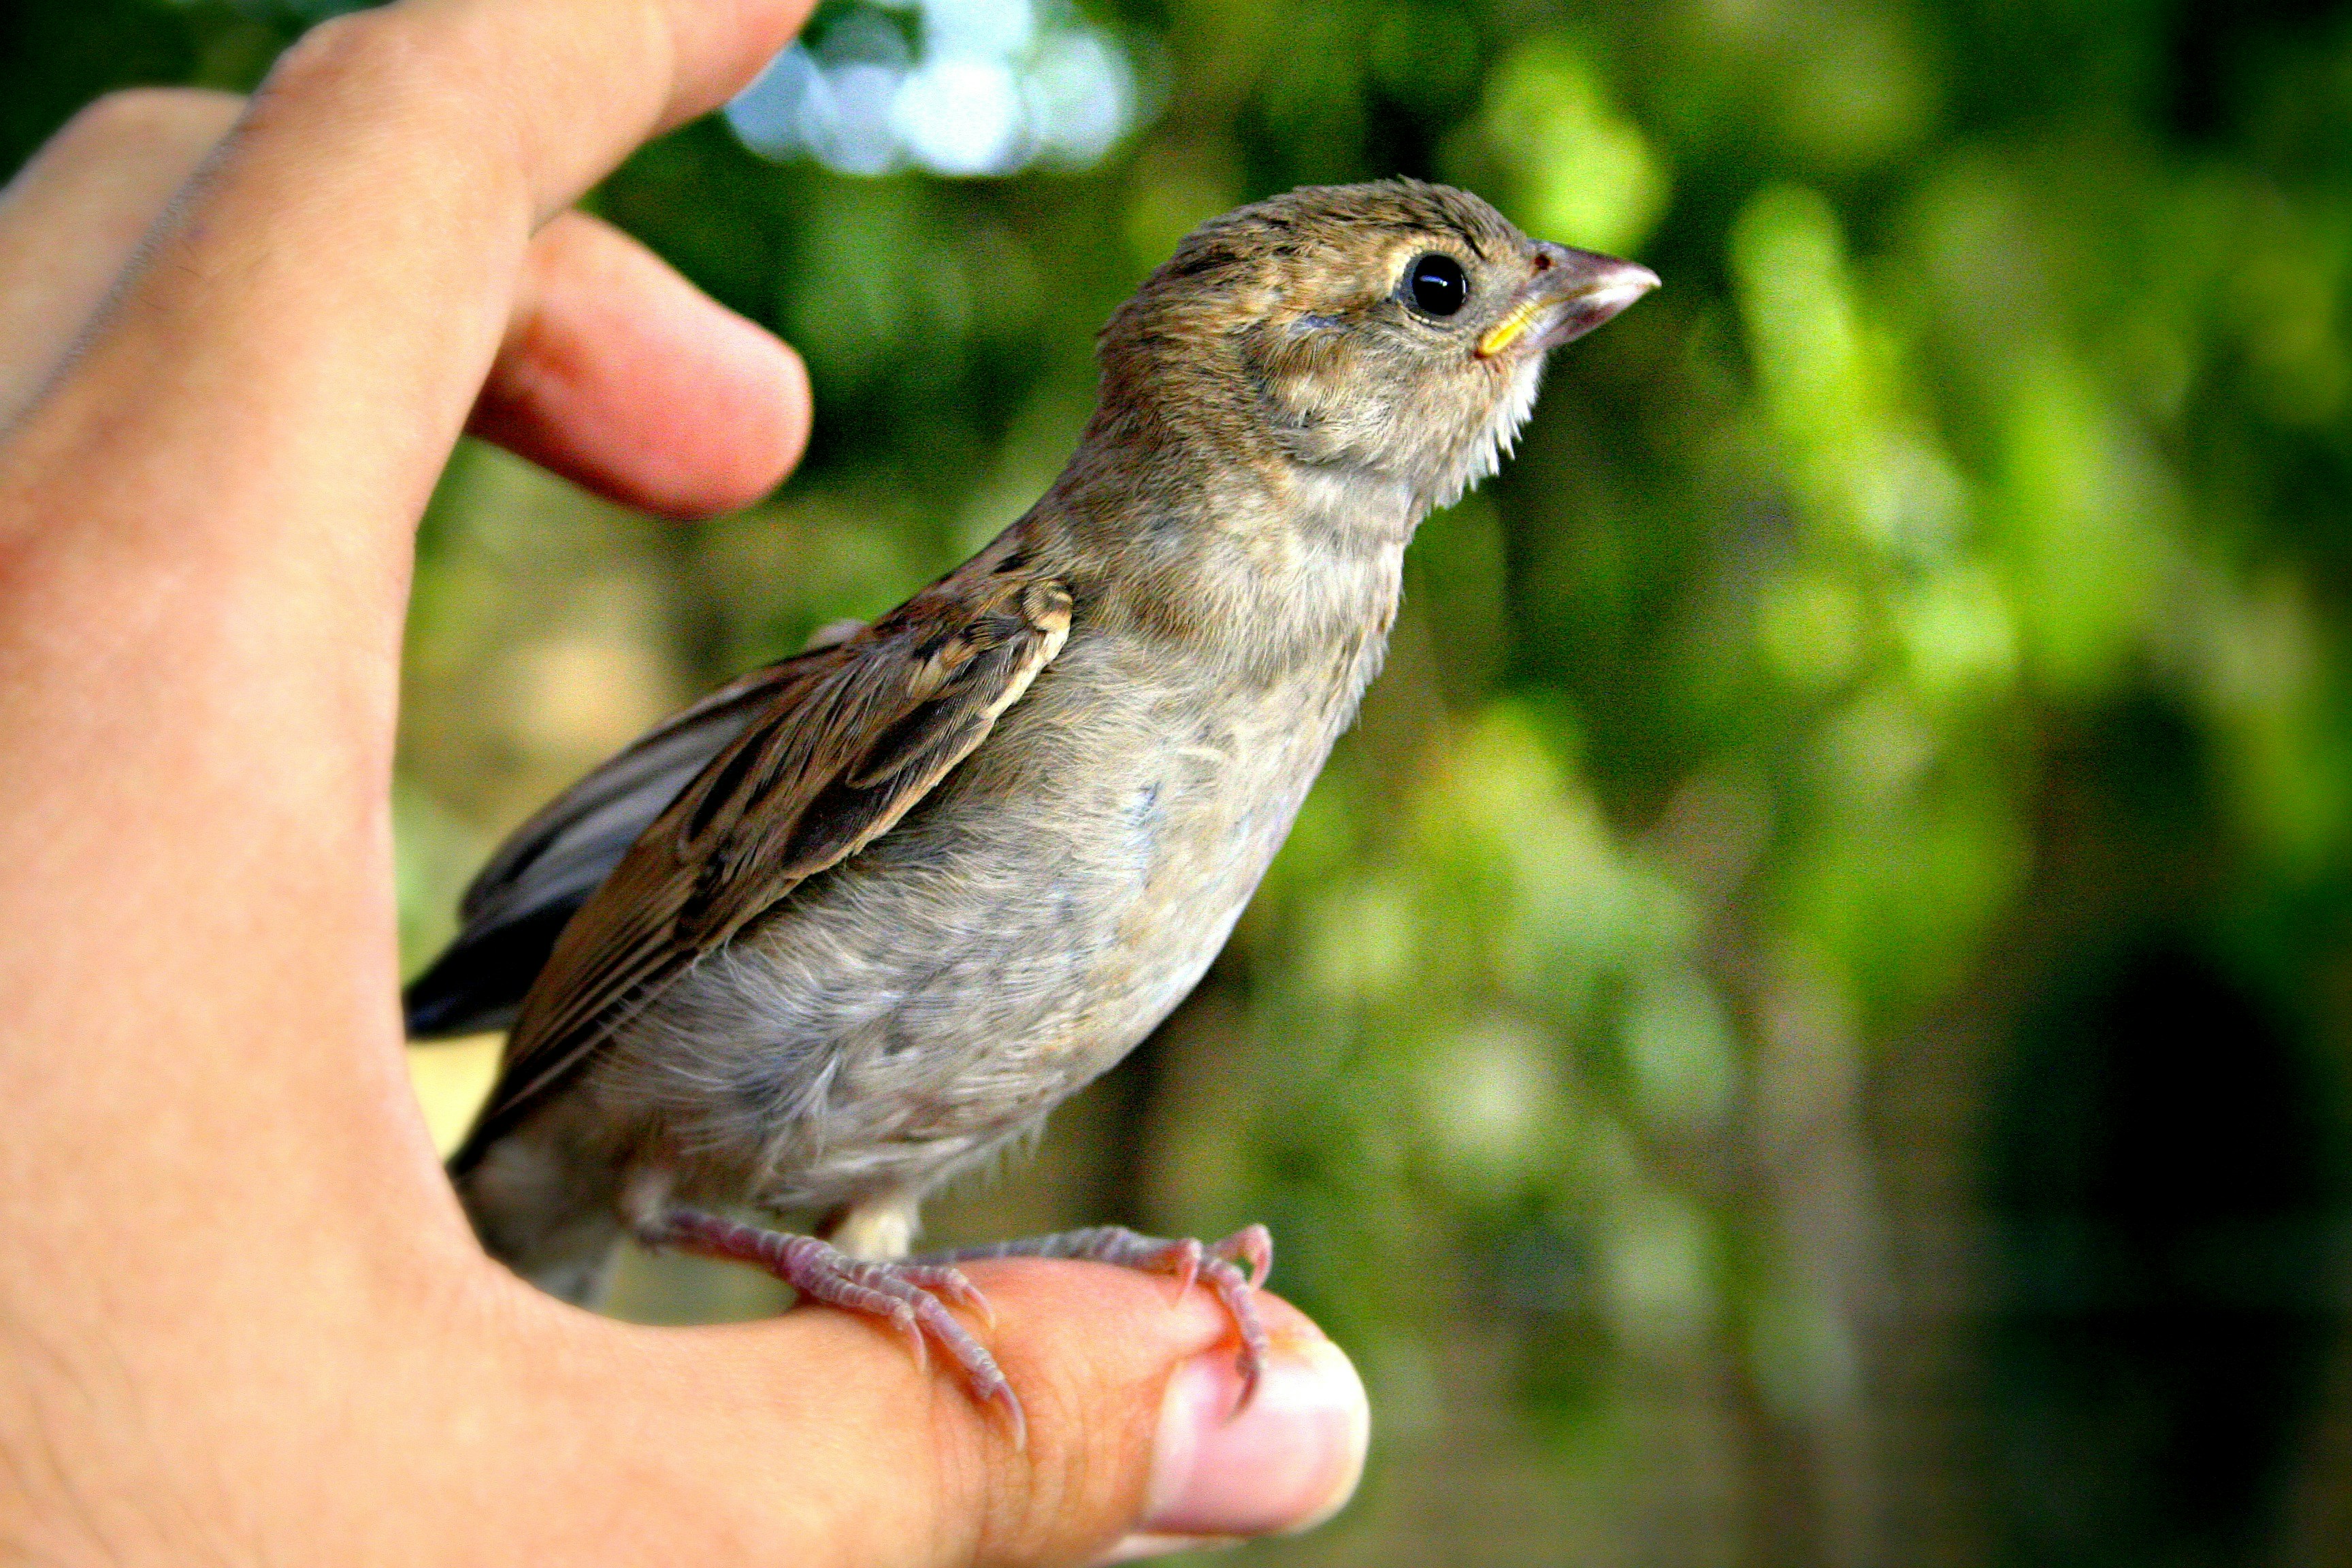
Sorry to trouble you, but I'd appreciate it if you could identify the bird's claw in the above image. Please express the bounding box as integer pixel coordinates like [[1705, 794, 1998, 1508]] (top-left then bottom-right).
[[918, 1222, 1277, 1414], [1211, 1223, 1273, 1291], [642, 1208, 1019, 1438]]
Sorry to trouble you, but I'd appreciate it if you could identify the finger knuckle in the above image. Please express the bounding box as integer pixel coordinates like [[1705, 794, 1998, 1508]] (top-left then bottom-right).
[[257, 7, 421, 112], [248, 8, 536, 215]]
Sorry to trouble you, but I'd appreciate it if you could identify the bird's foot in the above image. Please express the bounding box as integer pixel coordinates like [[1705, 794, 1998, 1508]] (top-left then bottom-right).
[[642, 1206, 1024, 1446], [917, 1224, 1274, 1408]]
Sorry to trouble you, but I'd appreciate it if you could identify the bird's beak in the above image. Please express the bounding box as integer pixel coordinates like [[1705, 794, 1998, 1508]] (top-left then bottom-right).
[[1476, 244, 1660, 359]]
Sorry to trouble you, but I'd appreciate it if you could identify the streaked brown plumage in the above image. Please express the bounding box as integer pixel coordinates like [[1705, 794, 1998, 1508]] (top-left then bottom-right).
[[408, 178, 1656, 1430]]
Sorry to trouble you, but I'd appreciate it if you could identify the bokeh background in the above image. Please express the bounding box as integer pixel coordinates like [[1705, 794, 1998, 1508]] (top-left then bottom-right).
[[10, 0, 2352, 1561]]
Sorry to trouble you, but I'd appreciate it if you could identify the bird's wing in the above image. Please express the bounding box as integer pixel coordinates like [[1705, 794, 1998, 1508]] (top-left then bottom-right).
[[448, 566, 1073, 1170], [402, 661, 811, 1039]]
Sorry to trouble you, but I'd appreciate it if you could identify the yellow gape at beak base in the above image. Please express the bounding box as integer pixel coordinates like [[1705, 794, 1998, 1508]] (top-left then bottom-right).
[[1477, 299, 1542, 358]]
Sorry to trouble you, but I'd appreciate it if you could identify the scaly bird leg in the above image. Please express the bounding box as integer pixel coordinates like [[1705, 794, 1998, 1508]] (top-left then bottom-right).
[[640, 1206, 1026, 1446], [916, 1224, 1274, 1407]]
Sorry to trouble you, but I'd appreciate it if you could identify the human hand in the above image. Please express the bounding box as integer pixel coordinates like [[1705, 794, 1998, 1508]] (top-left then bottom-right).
[[0, 3, 1369, 1563]]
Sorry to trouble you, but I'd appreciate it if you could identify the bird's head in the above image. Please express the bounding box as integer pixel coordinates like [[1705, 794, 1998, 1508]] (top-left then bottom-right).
[[1098, 178, 1658, 513]]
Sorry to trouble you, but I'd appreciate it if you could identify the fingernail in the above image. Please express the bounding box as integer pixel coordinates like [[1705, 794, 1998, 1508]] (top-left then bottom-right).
[[1102, 1335, 1369, 1561]]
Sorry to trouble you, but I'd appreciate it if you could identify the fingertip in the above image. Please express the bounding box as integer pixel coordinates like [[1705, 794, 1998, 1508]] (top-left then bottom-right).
[[945, 1262, 1365, 1561], [1128, 1333, 1369, 1546], [336, 0, 823, 216], [651, 0, 826, 134], [621, 308, 810, 520], [756, 336, 815, 505], [470, 212, 811, 519]]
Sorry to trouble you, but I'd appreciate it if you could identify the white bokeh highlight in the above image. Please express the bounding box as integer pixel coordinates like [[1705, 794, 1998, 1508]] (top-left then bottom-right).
[[726, 0, 1141, 178]]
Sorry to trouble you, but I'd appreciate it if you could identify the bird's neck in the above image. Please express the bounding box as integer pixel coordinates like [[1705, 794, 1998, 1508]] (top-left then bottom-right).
[[1030, 425, 1417, 686]]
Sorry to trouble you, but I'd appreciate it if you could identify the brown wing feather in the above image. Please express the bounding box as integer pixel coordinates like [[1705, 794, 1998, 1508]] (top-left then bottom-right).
[[449, 568, 1073, 1171]]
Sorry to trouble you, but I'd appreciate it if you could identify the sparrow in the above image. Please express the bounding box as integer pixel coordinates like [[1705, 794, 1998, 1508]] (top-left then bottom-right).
[[406, 178, 1656, 1437]]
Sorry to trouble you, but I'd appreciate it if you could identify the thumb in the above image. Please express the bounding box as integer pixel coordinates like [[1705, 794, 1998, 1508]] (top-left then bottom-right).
[[585, 1258, 1371, 1567]]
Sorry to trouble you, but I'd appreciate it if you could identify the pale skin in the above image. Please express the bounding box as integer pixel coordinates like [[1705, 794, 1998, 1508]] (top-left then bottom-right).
[[0, 1, 1367, 1563]]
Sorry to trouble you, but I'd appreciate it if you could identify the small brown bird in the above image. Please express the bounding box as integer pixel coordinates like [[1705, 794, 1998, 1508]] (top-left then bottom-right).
[[407, 178, 1655, 1435]]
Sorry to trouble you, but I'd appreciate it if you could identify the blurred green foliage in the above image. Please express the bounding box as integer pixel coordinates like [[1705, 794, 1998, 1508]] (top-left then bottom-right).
[[10, 0, 2352, 1561]]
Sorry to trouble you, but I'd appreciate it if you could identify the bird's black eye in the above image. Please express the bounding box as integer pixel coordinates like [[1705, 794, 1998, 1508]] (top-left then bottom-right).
[[1407, 253, 1469, 317]]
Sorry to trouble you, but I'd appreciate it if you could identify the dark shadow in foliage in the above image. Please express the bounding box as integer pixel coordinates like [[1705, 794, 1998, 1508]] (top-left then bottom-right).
[[1986, 941, 2342, 1568]]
